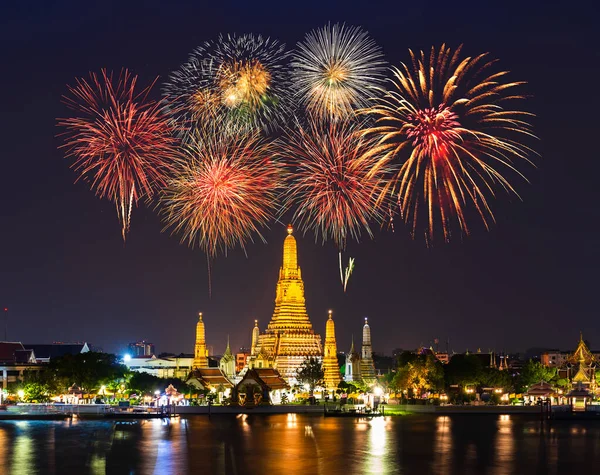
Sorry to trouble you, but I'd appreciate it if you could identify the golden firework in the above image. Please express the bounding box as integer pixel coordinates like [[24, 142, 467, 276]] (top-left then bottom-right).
[[362, 45, 536, 242]]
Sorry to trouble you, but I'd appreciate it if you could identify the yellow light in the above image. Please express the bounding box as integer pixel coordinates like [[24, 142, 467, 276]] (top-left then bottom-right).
[[17, 389, 25, 399]]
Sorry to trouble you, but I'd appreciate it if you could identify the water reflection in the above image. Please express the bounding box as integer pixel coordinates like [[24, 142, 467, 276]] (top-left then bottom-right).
[[492, 414, 514, 475], [433, 415, 452, 473], [364, 417, 390, 474], [2, 414, 600, 473], [11, 424, 34, 475]]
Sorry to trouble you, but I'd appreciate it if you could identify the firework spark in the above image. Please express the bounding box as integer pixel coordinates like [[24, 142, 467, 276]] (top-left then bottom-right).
[[362, 45, 536, 241], [58, 69, 179, 241], [163, 34, 292, 134], [281, 119, 391, 248], [291, 23, 386, 121], [160, 128, 284, 257]]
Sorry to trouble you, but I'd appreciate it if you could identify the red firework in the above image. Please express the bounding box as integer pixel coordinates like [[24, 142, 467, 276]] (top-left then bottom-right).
[[160, 128, 284, 257], [58, 69, 179, 240], [281, 119, 391, 248]]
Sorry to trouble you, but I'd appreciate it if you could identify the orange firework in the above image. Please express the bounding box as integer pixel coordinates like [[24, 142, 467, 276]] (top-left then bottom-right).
[[362, 45, 536, 242], [160, 127, 284, 257], [58, 69, 179, 241], [281, 118, 391, 248]]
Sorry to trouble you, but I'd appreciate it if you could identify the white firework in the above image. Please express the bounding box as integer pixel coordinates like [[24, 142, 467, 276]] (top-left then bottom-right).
[[291, 23, 386, 121]]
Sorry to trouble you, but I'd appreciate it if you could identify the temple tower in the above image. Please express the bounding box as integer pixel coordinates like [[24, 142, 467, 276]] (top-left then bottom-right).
[[323, 310, 342, 389], [192, 312, 208, 369], [344, 336, 361, 382], [360, 317, 376, 383], [251, 320, 259, 356], [219, 336, 236, 380], [250, 225, 322, 381]]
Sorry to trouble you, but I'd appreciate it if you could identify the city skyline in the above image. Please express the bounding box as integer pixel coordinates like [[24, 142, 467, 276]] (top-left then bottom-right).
[[0, 1, 596, 356]]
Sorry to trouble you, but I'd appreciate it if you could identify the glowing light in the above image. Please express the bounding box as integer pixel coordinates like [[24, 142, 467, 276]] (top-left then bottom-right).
[[17, 390, 25, 399], [123, 354, 131, 362]]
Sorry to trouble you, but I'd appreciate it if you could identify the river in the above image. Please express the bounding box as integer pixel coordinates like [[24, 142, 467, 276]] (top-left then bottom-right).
[[1, 413, 599, 474]]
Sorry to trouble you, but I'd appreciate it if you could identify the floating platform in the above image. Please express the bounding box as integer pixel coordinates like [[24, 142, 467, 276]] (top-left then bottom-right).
[[324, 410, 384, 418], [0, 413, 71, 421], [77, 412, 171, 420]]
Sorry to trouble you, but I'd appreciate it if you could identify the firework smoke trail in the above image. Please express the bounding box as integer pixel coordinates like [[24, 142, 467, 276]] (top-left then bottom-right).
[[160, 126, 284, 258], [281, 118, 391, 290], [58, 69, 179, 241], [362, 45, 536, 241], [291, 23, 386, 121], [164, 33, 293, 134]]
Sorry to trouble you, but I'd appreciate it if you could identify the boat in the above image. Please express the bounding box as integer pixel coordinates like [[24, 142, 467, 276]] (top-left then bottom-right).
[[324, 404, 384, 417]]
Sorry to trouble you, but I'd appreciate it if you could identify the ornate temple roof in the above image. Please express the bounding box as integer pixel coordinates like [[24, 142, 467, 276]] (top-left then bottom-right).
[[188, 367, 233, 388], [567, 332, 595, 366], [221, 336, 233, 362]]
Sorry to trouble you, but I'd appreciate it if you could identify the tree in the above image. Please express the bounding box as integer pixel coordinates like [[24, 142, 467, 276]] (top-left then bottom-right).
[[128, 372, 195, 396], [480, 367, 514, 391], [517, 360, 557, 392], [444, 354, 485, 388], [391, 355, 444, 398], [296, 357, 324, 396], [43, 352, 128, 394]]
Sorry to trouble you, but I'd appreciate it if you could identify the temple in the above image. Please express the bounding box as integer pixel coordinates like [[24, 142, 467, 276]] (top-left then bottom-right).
[[219, 336, 235, 380], [344, 318, 377, 385], [323, 310, 341, 389], [360, 318, 377, 384], [192, 312, 208, 369], [248, 225, 322, 382], [565, 332, 597, 391]]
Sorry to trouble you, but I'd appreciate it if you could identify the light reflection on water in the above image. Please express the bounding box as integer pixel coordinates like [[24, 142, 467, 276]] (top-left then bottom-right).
[[2, 414, 600, 474]]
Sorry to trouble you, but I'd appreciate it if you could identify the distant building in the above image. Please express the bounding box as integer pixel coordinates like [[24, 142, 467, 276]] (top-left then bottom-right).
[[128, 340, 155, 356], [236, 349, 251, 373], [124, 354, 193, 379], [24, 342, 90, 363], [541, 350, 568, 368], [0, 341, 40, 389]]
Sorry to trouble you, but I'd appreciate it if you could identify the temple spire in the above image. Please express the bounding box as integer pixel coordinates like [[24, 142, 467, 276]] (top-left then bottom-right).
[[323, 310, 341, 389], [248, 225, 322, 381], [282, 224, 298, 277], [251, 319, 259, 356], [360, 317, 376, 383], [193, 312, 208, 368]]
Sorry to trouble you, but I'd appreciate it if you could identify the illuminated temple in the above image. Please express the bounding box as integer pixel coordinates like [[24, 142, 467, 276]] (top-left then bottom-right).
[[248, 225, 323, 382]]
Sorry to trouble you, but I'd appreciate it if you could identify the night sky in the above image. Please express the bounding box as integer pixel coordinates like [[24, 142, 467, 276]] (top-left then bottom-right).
[[0, 1, 596, 357]]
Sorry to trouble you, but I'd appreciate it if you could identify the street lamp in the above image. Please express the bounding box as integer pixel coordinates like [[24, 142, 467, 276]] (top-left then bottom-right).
[[17, 389, 25, 401]]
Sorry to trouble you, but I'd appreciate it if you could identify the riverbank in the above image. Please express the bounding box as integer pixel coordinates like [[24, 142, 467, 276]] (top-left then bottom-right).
[[171, 404, 542, 416], [0, 403, 545, 419]]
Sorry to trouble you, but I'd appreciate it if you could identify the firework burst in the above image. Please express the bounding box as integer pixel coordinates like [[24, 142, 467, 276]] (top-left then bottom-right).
[[58, 69, 179, 241], [291, 23, 386, 121], [160, 128, 284, 257], [281, 119, 391, 248], [163, 34, 292, 134], [362, 45, 536, 241]]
